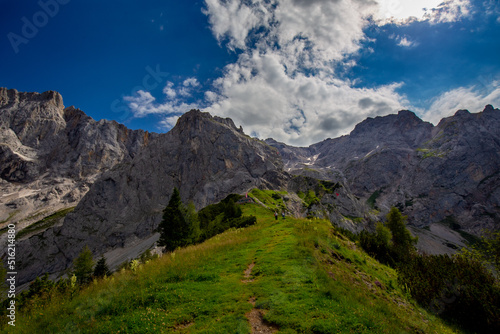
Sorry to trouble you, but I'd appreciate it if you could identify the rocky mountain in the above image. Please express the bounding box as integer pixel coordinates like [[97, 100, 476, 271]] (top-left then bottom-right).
[[14, 109, 291, 285], [267, 106, 500, 236], [3, 88, 499, 286], [0, 87, 156, 231]]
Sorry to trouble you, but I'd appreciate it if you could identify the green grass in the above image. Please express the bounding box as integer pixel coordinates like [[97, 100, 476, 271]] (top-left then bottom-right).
[[0, 211, 20, 235], [416, 148, 446, 159], [3, 200, 462, 334], [16, 207, 75, 239], [249, 188, 288, 211], [367, 189, 382, 209]]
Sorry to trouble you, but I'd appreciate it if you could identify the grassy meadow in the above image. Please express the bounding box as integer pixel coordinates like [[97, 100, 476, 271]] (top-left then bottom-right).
[[2, 194, 463, 333]]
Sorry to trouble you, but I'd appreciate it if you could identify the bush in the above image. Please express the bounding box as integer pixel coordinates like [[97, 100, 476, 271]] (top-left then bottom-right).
[[159, 190, 252, 247], [398, 253, 500, 333], [359, 230, 395, 267], [230, 215, 257, 228]]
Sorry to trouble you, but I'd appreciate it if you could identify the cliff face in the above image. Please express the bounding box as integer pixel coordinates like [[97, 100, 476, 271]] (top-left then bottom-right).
[[14, 109, 289, 285], [0, 87, 156, 228]]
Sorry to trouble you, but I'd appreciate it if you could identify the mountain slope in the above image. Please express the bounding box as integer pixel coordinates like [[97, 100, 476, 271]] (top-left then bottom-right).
[[0, 87, 156, 228], [4, 202, 461, 334], [15, 110, 288, 285], [267, 106, 500, 236]]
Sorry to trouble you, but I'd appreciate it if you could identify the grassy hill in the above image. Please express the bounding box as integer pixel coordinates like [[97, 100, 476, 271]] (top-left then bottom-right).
[[3, 199, 462, 333]]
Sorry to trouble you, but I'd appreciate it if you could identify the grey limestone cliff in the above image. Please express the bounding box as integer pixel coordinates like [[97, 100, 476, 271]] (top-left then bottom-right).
[[14, 109, 288, 285], [0, 88, 156, 230], [267, 106, 500, 239]]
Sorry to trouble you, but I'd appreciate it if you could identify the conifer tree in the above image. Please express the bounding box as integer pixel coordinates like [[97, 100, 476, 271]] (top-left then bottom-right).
[[93, 256, 111, 278], [73, 245, 95, 285], [158, 187, 191, 251], [385, 207, 417, 261]]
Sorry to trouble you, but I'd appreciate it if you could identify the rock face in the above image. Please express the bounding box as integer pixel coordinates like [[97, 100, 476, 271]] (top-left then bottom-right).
[[15, 109, 288, 285], [267, 106, 500, 235], [0, 87, 156, 230]]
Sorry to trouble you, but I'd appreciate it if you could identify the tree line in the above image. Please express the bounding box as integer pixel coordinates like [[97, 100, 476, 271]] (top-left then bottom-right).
[[352, 207, 500, 333], [157, 188, 256, 251]]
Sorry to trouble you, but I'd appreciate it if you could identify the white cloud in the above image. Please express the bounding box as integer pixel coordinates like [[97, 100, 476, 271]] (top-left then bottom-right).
[[124, 81, 200, 123], [159, 115, 181, 129], [272, 0, 375, 63], [204, 50, 408, 146], [163, 82, 177, 99], [424, 0, 473, 24], [129, 0, 486, 144], [420, 80, 500, 125], [200, 0, 409, 146], [375, 0, 473, 25], [202, 0, 271, 50], [393, 35, 418, 47], [183, 78, 199, 87]]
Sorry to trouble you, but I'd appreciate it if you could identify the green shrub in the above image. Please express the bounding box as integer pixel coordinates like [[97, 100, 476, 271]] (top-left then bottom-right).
[[359, 230, 395, 267], [230, 215, 257, 228], [398, 253, 500, 333]]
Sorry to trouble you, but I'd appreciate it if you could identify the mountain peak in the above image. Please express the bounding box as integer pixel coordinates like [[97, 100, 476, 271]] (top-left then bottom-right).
[[483, 104, 496, 112], [350, 109, 432, 140], [454, 109, 470, 117], [174, 109, 243, 135], [397, 109, 417, 117], [0, 87, 64, 110]]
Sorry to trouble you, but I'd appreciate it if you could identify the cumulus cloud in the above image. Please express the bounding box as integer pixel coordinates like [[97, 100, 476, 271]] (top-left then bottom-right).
[[396, 35, 418, 47], [420, 80, 500, 125], [124, 80, 200, 129], [125, 0, 484, 144], [375, 0, 473, 25], [204, 50, 408, 146], [200, 0, 411, 146]]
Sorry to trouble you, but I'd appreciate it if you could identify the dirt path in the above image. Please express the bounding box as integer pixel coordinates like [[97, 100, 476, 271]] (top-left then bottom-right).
[[243, 262, 278, 334], [242, 262, 255, 283]]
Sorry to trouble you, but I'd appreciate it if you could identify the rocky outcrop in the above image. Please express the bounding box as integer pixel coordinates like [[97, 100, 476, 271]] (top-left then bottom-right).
[[15, 110, 289, 284], [0, 87, 156, 230]]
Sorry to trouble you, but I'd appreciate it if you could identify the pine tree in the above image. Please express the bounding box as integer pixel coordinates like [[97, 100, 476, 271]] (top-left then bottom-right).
[[385, 207, 417, 261], [93, 256, 111, 278], [158, 187, 191, 251], [73, 245, 95, 285]]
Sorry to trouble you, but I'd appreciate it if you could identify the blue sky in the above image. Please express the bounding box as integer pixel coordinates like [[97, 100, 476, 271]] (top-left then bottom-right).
[[1, 0, 499, 146]]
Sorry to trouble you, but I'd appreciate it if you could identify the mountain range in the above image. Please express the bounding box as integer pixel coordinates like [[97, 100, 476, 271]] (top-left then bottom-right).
[[1, 88, 499, 286]]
